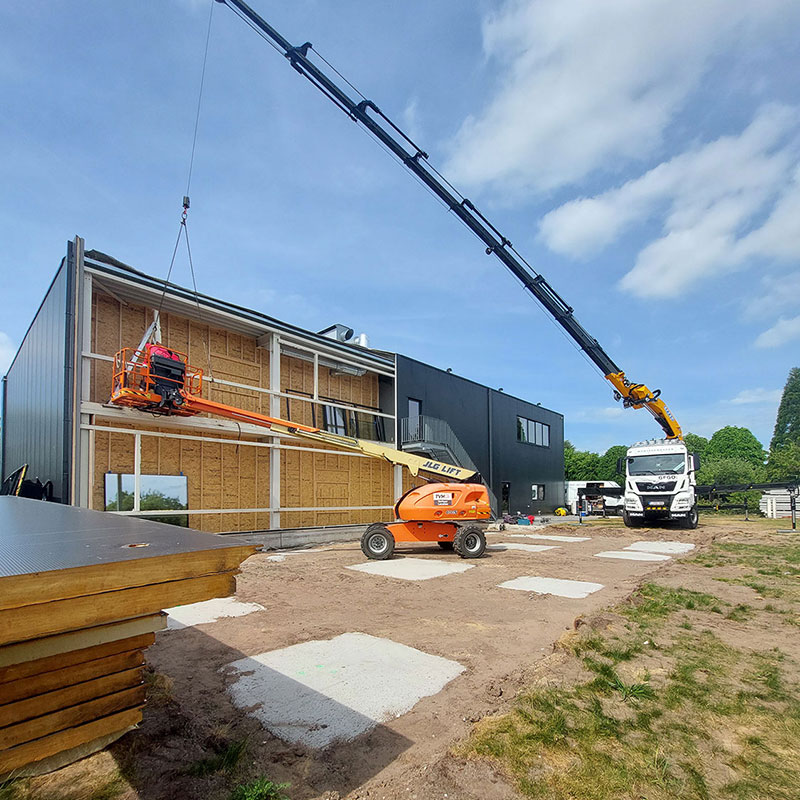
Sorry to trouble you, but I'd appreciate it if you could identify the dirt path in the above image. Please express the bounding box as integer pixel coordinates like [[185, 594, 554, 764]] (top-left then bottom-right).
[[10, 519, 724, 800], [143, 522, 705, 799]]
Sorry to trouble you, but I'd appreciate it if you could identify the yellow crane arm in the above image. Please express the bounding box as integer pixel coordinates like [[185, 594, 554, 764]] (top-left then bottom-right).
[[604, 371, 682, 440]]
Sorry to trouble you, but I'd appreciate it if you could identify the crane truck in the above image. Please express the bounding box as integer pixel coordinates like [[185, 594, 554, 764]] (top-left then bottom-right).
[[111, 0, 699, 536]]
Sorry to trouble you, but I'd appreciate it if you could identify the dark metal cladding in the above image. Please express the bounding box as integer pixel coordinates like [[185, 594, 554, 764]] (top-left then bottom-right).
[[395, 356, 564, 515], [1, 248, 74, 502]]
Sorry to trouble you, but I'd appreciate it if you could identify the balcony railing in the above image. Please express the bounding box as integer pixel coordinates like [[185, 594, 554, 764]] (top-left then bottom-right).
[[400, 415, 479, 475]]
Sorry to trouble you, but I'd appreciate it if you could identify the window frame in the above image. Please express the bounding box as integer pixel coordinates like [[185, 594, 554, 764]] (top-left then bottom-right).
[[516, 415, 551, 448]]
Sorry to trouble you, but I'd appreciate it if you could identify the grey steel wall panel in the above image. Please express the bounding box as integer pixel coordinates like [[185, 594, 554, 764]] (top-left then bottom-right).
[[1, 255, 72, 501], [395, 355, 564, 513]]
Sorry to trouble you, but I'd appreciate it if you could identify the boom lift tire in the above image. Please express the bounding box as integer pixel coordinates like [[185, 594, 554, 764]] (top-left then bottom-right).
[[437, 541, 454, 550], [453, 526, 486, 559], [361, 523, 395, 560], [681, 507, 699, 530]]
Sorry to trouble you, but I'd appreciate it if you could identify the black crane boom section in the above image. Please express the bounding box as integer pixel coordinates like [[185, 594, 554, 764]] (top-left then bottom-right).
[[216, 0, 621, 378]]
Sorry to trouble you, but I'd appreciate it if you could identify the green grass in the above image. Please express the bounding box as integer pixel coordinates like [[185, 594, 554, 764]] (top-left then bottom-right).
[[0, 779, 20, 800], [463, 580, 800, 800], [186, 737, 248, 776], [693, 542, 800, 604], [0, 774, 126, 800], [229, 777, 291, 800], [621, 583, 725, 627]]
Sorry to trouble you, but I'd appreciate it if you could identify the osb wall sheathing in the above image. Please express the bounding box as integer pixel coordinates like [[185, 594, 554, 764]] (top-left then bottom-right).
[[280, 449, 393, 529], [90, 291, 393, 531], [92, 420, 271, 533]]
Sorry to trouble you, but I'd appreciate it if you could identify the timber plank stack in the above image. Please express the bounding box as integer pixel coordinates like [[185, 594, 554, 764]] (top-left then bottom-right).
[[0, 496, 257, 777]]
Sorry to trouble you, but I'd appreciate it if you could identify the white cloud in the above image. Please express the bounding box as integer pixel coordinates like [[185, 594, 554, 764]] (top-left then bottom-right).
[[744, 270, 800, 320], [402, 97, 422, 144], [729, 388, 782, 405], [572, 406, 624, 422], [0, 332, 16, 375], [754, 316, 800, 349], [538, 105, 800, 297], [444, 0, 797, 193]]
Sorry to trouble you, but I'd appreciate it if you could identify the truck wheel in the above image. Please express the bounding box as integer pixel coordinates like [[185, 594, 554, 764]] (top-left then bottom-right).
[[682, 507, 699, 530], [437, 541, 454, 550], [622, 511, 639, 528], [453, 526, 486, 559], [361, 523, 395, 560]]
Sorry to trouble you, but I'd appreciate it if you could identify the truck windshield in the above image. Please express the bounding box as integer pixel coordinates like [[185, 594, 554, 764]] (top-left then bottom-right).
[[628, 454, 686, 475]]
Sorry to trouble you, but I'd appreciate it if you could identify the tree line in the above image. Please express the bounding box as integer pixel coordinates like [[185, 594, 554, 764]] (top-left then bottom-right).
[[566, 367, 800, 504]]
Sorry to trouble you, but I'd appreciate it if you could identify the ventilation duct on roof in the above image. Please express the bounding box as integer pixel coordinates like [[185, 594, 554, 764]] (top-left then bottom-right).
[[318, 324, 354, 343]]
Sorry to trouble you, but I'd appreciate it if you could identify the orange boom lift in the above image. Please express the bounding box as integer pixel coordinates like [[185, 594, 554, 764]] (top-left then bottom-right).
[[111, 345, 491, 559]]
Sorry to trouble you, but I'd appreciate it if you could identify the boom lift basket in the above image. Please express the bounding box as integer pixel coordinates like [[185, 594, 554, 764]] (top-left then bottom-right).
[[111, 347, 203, 416]]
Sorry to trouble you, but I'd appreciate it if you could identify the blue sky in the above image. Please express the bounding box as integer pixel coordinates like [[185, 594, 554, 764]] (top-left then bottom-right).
[[2, 0, 799, 454]]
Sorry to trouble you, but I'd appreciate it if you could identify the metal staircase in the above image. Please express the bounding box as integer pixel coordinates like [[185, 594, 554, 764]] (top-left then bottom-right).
[[400, 416, 498, 514], [400, 416, 479, 476]]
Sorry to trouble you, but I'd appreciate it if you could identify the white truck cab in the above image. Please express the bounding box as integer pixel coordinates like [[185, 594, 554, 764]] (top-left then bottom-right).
[[621, 439, 699, 528]]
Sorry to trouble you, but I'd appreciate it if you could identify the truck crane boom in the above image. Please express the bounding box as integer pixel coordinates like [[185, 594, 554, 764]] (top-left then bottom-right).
[[214, 0, 683, 441]]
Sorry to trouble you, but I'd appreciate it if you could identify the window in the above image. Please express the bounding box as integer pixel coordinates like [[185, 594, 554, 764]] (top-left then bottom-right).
[[323, 405, 348, 435], [531, 484, 545, 502], [517, 416, 550, 447], [104, 473, 188, 527]]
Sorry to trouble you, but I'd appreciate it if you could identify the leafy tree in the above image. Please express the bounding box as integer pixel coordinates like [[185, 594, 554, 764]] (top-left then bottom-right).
[[683, 432, 709, 462], [767, 440, 800, 481], [697, 457, 761, 486], [564, 441, 601, 481], [770, 367, 800, 452], [696, 457, 763, 513], [705, 426, 766, 470], [768, 368, 800, 480], [105, 489, 187, 527], [598, 445, 628, 482]]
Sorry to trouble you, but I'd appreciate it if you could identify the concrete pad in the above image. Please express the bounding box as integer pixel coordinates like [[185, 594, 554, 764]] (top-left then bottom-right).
[[346, 557, 474, 581], [165, 597, 265, 630], [225, 632, 464, 749], [625, 540, 695, 555], [510, 533, 591, 543], [498, 576, 604, 598], [594, 550, 671, 562], [486, 543, 559, 553]]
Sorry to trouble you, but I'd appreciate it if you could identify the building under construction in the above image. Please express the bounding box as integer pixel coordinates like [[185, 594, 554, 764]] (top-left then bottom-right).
[[1, 237, 564, 532]]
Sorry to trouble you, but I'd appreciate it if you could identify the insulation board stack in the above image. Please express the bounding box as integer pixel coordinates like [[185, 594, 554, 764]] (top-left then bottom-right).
[[0, 496, 257, 777]]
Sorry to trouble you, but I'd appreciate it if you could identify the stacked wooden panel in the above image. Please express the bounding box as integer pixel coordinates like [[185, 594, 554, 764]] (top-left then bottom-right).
[[0, 496, 257, 777]]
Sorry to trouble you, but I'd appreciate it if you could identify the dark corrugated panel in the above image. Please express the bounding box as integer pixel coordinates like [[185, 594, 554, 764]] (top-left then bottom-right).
[[0, 496, 251, 579], [2, 257, 70, 501]]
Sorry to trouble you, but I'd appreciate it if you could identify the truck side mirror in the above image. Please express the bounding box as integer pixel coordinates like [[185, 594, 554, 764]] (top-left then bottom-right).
[[616, 457, 624, 474], [693, 453, 701, 471]]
